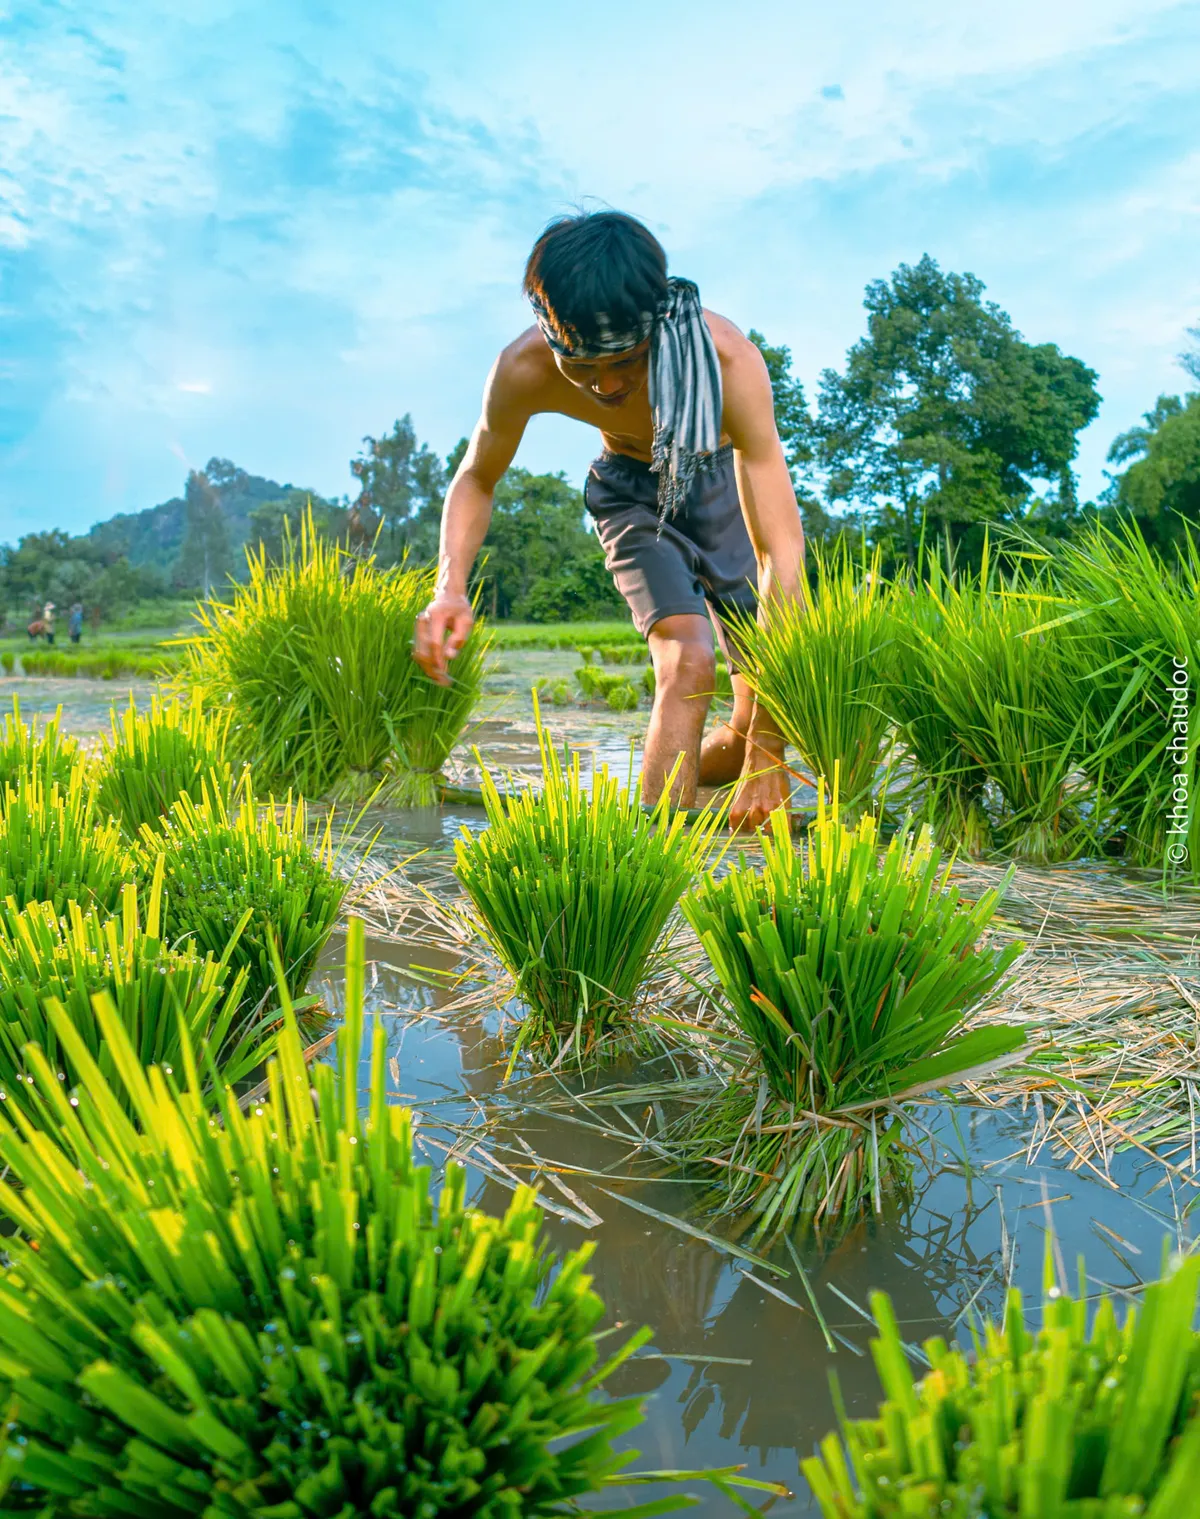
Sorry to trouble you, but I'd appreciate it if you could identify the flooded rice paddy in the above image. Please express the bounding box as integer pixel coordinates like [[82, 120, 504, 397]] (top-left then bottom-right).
[[9, 666, 1200, 1514]]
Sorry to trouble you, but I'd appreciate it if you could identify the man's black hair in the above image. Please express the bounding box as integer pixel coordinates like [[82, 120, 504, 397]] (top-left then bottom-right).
[[523, 210, 668, 352]]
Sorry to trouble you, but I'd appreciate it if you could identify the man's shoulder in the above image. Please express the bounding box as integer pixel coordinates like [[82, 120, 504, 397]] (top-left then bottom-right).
[[490, 326, 557, 405], [703, 308, 759, 366]]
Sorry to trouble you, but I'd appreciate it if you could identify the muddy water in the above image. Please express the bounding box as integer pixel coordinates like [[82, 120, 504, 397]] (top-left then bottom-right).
[[12, 672, 1198, 1513]]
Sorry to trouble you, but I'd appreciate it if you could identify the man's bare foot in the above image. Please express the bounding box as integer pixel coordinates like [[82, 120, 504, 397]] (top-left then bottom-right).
[[728, 753, 791, 832]]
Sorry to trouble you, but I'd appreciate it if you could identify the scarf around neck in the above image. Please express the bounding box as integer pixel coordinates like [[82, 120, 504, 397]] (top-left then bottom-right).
[[530, 275, 723, 525]]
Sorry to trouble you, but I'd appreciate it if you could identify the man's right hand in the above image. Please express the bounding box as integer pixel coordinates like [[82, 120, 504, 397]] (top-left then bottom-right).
[[413, 592, 475, 686]]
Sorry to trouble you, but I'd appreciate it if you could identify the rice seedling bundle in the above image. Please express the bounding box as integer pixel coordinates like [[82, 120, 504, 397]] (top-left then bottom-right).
[[882, 567, 992, 856], [0, 761, 129, 917], [0, 696, 80, 803], [19, 648, 180, 680], [907, 548, 1096, 863], [735, 543, 900, 816], [0, 861, 267, 1113], [679, 791, 1023, 1236], [455, 699, 723, 1057], [93, 690, 236, 837], [1052, 519, 1200, 873], [181, 511, 487, 804], [606, 678, 639, 711], [803, 1251, 1200, 1517], [0, 651, 13, 674], [575, 665, 634, 701], [0, 922, 688, 1518], [140, 783, 345, 1015], [533, 675, 574, 707]]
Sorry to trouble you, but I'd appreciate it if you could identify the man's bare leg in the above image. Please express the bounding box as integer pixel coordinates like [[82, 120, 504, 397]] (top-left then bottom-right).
[[641, 613, 716, 807], [698, 673, 755, 785]]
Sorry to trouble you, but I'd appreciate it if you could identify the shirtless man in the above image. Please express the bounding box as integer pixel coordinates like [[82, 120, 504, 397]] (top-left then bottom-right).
[[413, 210, 805, 830]]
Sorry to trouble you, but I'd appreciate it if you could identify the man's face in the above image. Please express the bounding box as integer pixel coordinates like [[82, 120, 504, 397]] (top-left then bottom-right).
[[554, 336, 650, 408]]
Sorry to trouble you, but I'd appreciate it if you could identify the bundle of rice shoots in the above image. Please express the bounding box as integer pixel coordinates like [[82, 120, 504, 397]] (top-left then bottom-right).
[[680, 783, 1023, 1236], [0, 697, 80, 803], [883, 564, 992, 856], [93, 690, 235, 837], [181, 508, 487, 804], [735, 543, 899, 817], [0, 859, 267, 1115], [1052, 518, 1200, 873], [803, 1251, 1200, 1517], [140, 782, 345, 1015], [0, 761, 129, 918], [911, 545, 1092, 862], [455, 696, 723, 1058], [0, 922, 689, 1518]]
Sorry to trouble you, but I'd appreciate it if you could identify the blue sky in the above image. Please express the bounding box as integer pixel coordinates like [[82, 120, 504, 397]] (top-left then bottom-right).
[[2, 0, 1199, 537]]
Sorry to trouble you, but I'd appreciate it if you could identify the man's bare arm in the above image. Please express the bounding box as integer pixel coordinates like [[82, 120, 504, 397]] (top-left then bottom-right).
[[719, 334, 807, 828], [414, 354, 533, 684], [722, 338, 807, 605]]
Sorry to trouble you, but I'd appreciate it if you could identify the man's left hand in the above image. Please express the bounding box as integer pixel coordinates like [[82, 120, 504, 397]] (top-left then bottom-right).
[[728, 756, 791, 833]]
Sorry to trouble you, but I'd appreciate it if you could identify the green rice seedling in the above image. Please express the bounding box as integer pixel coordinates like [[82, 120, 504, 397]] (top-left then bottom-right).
[[883, 566, 993, 856], [0, 761, 129, 917], [19, 648, 180, 680], [0, 922, 698, 1518], [575, 642, 599, 663], [643, 663, 656, 698], [533, 675, 574, 707], [598, 643, 644, 666], [679, 786, 1023, 1237], [913, 546, 1092, 862], [607, 677, 639, 711], [141, 782, 345, 1014], [0, 860, 267, 1113], [736, 542, 900, 817], [182, 509, 487, 804], [576, 666, 636, 703], [93, 690, 235, 837], [1051, 519, 1200, 873], [455, 697, 725, 1058], [803, 1249, 1200, 1517], [0, 651, 13, 674], [0, 696, 80, 803]]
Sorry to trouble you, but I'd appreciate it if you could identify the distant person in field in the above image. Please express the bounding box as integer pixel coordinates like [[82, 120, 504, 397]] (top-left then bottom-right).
[[69, 603, 84, 643], [413, 210, 805, 830], [41, 602, 55, 645]]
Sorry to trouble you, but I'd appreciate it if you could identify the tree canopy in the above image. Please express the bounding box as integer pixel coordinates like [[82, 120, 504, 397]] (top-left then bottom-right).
[[1102, 393, 1200, 549], [815, 254, 1100, 566]]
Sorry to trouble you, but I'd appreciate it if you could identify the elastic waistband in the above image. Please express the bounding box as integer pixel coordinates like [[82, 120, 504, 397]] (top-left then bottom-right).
[[594, 441, 733, 476]]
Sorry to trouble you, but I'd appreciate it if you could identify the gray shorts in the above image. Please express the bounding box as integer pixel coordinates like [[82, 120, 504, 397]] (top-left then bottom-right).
[[584, 444, 759, 659]]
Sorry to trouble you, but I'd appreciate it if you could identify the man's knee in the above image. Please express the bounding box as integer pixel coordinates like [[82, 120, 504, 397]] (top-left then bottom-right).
[[650, 635, 717, 701]]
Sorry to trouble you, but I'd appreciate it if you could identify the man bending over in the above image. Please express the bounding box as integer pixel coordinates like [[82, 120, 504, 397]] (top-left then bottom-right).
[[413, 210, 805, 831]]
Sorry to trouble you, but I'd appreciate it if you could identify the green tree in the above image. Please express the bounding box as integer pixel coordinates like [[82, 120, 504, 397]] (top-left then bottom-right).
[[817, 255, 1100, 568], [177, 469, 231, 596], [1102, 393, 1200, 549], [0, 530, 169, 628], [349, 416, 446, 563]]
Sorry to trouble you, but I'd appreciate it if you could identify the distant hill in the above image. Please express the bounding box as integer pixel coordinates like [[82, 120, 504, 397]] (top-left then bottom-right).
[[86, 457, 308, 577]]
